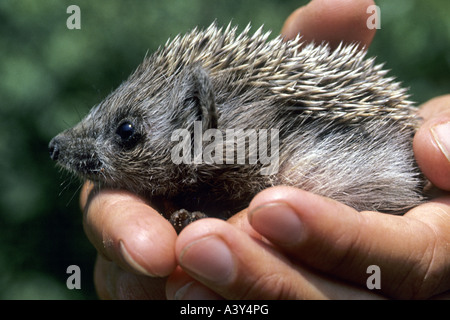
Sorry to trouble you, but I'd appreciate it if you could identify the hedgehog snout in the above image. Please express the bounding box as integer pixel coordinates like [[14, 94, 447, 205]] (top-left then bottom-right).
[[48, 137, 61, 161]]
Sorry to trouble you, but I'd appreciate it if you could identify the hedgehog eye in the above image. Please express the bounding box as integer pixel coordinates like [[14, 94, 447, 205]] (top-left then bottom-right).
[[116, 121, 141, 148], [116, 122, 134, 140]]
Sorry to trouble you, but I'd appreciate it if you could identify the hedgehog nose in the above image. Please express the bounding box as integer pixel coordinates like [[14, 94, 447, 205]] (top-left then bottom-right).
[[48, 138, 60, 161]]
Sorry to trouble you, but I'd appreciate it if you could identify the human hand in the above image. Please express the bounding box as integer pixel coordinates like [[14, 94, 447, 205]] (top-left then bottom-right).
[[167, 181, 450, 300], [84, 0, 450, 300], [281, 0, 376, 49], [165, 0, 450, 300], [414, 95, 450, 191], [166, 95, 450, 300], [84, 0, 379, 299], [81, 183, 177, 299]]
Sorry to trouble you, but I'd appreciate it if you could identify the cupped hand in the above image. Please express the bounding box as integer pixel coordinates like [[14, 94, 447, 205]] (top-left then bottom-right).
[[81, 183, 177, 299], [83, 0, 450, 300], [166, 0, 450, 300], [85, 0, 377, 299], [167, 182, 450, 299], [165, 68, 450, 302]]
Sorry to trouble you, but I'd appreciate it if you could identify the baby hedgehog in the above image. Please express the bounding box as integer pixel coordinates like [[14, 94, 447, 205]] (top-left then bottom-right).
[[49, 23, 426, 232]]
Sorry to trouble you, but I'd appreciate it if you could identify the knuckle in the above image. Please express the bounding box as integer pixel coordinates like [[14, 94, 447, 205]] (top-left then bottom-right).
[[232, 271, 301, 300]]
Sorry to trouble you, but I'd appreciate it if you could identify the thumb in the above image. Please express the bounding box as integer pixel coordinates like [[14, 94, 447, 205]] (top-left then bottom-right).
[[414, 95, 450, 191], [281, 0, 376, 49], [168, 218, 381, 299]]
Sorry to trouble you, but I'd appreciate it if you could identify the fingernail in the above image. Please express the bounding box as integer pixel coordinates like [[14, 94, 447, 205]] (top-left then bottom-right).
[[173, 281, 223, 300], [179, 236, 234, 284], [431, 121, 450, 162], [248, 202, 303, 246], [119, 240, 155, 277]]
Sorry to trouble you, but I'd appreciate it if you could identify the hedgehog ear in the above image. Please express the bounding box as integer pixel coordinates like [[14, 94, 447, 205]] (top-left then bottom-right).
[[184, 66, 218, 130]]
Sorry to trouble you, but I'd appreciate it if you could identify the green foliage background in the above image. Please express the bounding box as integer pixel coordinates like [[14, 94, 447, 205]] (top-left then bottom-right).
[[0, 0, 449, 299]]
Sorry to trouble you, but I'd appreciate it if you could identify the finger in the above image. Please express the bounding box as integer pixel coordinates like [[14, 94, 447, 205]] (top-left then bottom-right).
[[417, 94, 450, 120], [166, 266, 223, 300], [94, 254, 167, 300], [226, 207, 262, 239], [414, 95, 450, 191], [170, 218, 383, 300], [164, 208, 265, 300], [281, 0, 376, 49], [247, 186, 450, 299], [82, 183, 177, 277]]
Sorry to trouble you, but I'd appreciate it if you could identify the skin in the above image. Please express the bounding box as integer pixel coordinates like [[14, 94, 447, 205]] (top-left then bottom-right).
[[81, 0, 450, 299]]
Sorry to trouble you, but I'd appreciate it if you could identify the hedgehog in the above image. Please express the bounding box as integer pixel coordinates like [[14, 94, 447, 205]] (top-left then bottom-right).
[[49, 23, 426, 232]]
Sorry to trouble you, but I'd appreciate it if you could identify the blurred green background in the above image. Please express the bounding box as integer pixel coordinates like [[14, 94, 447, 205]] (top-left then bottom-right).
[[0, 0, 449, 299]]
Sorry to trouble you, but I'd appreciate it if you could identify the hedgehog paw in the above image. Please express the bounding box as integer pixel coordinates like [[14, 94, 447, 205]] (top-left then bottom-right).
[[169, 209, 207, 234]]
